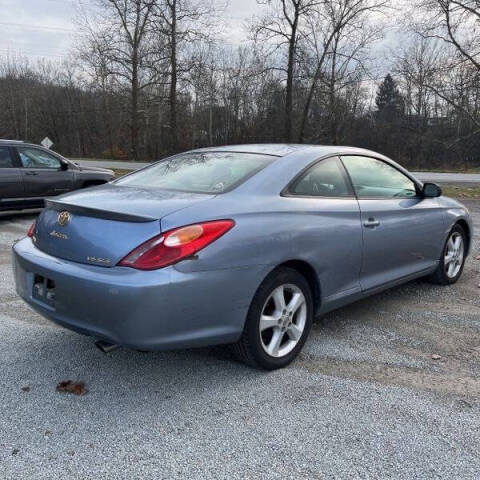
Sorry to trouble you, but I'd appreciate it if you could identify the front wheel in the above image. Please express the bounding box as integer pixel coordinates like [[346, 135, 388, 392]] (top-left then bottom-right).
[[428, 224, 467, 285], [232, 267, 313, 370]]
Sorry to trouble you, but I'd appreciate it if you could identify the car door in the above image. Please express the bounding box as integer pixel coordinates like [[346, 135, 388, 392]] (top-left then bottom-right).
[[0, 145, 25, 202], [285, 156, 363, 302], [16, 146, 73, 197], [341, 155, 446, 291]]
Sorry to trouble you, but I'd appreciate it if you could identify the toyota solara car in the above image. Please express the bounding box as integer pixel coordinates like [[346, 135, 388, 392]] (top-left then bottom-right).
[[12, 144, 472, 369]]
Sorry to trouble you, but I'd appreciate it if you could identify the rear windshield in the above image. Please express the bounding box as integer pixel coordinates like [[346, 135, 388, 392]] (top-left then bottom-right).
[[115, 152, 276, 194]]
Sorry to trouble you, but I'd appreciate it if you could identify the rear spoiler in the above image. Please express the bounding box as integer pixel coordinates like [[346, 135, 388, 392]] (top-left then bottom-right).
[[45, 199, 158, 223]]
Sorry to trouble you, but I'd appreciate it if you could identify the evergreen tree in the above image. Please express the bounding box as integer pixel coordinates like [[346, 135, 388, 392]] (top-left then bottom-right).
[[375, 74, 405, 120]]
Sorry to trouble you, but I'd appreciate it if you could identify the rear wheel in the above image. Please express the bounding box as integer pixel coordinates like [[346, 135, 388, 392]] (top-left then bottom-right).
[[232, 267, 313, 370], [428, 224, 466, 285]]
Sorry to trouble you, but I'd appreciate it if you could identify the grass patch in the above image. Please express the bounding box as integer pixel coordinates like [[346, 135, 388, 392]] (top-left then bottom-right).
[[418, 167, 480, 174], [112, 168, 133, 178], [442, 185, 480, 199]]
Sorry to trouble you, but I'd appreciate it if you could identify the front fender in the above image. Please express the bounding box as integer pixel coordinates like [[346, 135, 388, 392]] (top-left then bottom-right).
[[441, 197, 473, 256]]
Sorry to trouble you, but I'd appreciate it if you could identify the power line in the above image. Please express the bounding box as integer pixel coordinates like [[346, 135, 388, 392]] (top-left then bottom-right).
[[0, 48, 68, 59], [0, 21, 78, 33]]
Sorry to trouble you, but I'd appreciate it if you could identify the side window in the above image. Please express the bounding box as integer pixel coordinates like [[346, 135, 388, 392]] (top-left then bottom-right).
[[17, 147, 62, 169], [0, 147, 14, 168], [290, 157, 351, 197], [342, 156, 417, 198]]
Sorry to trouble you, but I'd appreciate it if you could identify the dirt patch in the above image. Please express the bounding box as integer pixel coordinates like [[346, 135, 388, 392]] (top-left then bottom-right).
[[302, 289, 480, 399], [298, 356, 480, 398], [0, 251, 12, 265]]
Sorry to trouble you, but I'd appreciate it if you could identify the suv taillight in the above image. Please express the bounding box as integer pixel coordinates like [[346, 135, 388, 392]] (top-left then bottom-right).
[[118, 220, 235, 270], [27, 220, 36, 238]]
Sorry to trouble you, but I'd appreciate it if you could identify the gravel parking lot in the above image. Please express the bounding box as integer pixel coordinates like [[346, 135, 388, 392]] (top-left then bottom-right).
[[1, 203, 479, 479]]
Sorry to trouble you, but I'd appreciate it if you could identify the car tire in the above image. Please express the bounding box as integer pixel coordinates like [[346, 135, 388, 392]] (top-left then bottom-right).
[[232, 267, 313, 370], [428, 224, 467, 285]]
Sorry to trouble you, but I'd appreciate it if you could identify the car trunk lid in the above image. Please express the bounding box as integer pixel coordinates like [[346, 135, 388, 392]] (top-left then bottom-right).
[[33, 184, 213, 267]]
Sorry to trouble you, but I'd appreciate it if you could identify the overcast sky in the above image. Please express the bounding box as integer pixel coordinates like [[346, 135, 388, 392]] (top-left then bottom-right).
[[0, 0, 261, 61], [0, 0, 401, 94]]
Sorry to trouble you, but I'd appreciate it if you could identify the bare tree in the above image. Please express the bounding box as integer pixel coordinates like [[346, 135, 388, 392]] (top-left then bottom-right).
[[153, 0, 217, 151], [78, 0, 160, 159], [2, 0, 480, 170], [252, 0, 322, 141], [411, 0, 480, 130], [298, 0, 387, 142], [394, 38, 440, 120]]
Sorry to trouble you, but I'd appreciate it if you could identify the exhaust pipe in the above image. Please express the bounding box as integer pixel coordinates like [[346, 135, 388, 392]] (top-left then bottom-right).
[[95, 339, 120, 353]]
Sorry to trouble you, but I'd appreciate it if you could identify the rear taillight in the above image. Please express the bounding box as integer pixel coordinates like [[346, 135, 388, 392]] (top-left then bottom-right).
[[118, 220, 235, 270], [27, 220, 36, 238]]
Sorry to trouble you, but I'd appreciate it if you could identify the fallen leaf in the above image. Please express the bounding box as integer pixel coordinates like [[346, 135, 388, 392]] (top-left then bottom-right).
[[67, 450, 75, 456], [21, 386, 30, 392], [11, 448, 19, 456], [431, 354, 442, 360], [56, 380, 88, 396]]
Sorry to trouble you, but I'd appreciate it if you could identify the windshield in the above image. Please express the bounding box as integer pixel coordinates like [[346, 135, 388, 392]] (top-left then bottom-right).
[[115, 151, 276, 194]]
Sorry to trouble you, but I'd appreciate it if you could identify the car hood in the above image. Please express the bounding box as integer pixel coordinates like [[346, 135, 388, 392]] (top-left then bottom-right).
[[34, 184, 214, 266]]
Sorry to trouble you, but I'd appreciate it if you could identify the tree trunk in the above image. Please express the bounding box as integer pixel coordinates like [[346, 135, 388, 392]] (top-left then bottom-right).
[[298, 71, 317, 143], [131, 49, 139, 160], [285, 28, 297, 142], [298, 34, 336, 143], [169, 0, 178, 152]]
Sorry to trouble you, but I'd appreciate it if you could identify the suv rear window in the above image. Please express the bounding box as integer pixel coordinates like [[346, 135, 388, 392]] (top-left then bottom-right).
[[115, 152, 276, 193]]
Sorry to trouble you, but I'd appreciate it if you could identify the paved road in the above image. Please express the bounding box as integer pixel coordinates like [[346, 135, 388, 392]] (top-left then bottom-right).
[[75, 159, 480, 185], [0, 204, 479, 478], [415, 172, 480, 185], [75, 159, 150, 170]]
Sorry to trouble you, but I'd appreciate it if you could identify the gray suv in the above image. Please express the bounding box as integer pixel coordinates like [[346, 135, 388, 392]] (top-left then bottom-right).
[[0, 140, 114, 212]]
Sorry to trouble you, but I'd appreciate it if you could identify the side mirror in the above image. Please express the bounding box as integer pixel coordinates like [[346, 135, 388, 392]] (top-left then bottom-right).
[[60, 162, 69, 171], [422, 182, 442, 198]]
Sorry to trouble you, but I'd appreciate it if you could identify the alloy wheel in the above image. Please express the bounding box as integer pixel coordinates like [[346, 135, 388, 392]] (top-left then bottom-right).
[[444, 231, 464, 279], [259, 283, 307, 358]]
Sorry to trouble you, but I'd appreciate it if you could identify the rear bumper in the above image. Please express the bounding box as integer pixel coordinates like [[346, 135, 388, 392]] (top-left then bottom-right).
[[12, 238, 268, 350]]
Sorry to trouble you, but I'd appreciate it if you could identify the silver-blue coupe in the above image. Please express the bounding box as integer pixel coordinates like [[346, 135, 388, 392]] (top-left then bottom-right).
[[13, 144, 472, 369]]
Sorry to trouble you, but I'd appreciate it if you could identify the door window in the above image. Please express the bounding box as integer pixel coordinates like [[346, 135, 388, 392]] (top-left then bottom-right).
[[289, 157, 351, 197], [17, 147, 62, 169], [342, 156, 417, 198], [0, 147, 14, 168]]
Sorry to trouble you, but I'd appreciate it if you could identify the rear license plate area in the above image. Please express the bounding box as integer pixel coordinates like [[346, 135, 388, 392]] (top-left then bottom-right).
[[32, 274, 56, 308]]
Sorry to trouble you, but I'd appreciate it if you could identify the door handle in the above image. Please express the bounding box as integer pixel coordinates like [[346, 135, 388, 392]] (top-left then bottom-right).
[[25, 171, 38, 176], [363, 218, 380, 228]]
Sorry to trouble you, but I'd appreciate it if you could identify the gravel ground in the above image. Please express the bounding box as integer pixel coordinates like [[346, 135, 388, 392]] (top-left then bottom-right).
[[0, 204, 479, 479]]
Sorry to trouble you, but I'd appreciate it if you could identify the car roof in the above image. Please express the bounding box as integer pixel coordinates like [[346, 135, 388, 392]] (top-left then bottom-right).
[[190, 143, 388, 159], [190, 144, 311, 157], [0, 139, 26, 145], [0, 140, 44, 148]]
